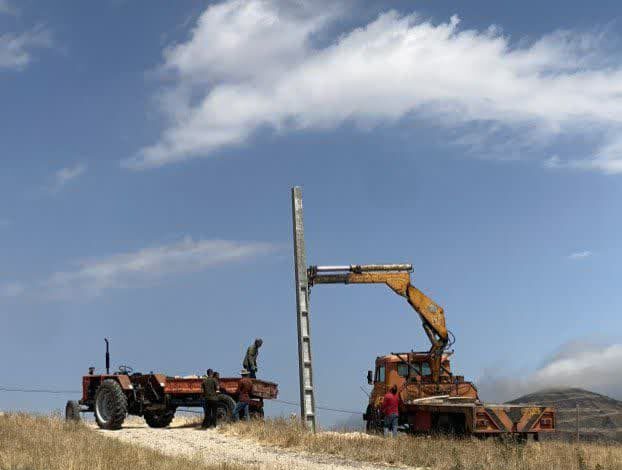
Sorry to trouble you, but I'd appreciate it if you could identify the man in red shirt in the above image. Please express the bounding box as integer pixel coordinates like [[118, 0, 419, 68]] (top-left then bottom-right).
[[381, 385, 399, 437], [232, 370, 253, 421]]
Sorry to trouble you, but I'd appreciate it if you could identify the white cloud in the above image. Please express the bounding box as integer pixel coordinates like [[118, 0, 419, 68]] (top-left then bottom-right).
[[568, 250, 593, 260], [0, 282, 25, 297], [0, 25, 52, 70], [127, 1, 622, 173], [0, 0, 15, 15], [478, 342, 622, 402], [3, 237, 277, 300], [50, 163, 87, 193]]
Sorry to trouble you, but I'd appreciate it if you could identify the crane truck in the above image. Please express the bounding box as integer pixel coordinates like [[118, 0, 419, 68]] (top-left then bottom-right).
[[308, 264, 555, 439]]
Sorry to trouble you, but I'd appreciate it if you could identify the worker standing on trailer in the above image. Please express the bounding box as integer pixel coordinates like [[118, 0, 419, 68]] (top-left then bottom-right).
[[201, 369, 219, 429], [243, 338, 263, 378], [382, 385, 400, 437], [232, 370, 253, 421]]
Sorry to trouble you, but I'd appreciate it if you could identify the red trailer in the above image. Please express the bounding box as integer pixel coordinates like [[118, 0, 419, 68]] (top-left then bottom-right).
[[65, 341, 278, 430]]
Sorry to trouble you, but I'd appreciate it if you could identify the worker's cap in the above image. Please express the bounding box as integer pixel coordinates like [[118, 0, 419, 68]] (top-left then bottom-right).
[[240, 369, 250, 376], [206, 368, 214, 375], [255, 338, 263, 346]]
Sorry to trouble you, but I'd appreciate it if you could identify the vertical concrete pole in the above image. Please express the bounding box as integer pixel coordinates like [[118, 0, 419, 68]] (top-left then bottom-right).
[[291, 186, 317, 432]]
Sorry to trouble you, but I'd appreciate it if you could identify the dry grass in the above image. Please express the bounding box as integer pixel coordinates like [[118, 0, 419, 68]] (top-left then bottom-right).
[[0, 413, 242, 470], [224, 418, 622, 470]]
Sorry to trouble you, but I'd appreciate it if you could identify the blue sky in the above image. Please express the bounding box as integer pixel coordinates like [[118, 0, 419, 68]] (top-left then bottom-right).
[[1, 0, 622, 426]]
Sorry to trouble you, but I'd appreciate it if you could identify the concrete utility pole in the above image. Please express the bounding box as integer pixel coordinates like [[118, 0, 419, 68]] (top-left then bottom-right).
[[291, 186, 317, 432]]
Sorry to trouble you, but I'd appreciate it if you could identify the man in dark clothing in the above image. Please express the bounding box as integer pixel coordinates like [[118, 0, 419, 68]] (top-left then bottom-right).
[[381, 384, 399, 437], [232, 370, 253, 421], [201, 369, 219, 429], [242, 338, 263, 379]]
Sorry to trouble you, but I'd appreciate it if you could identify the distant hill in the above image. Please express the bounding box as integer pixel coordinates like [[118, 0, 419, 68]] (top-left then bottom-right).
[[508, 388, 622, 442]]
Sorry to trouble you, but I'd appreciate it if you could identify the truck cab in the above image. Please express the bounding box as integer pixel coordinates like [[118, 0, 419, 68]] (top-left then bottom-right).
[[367, 352, 478, 409], [364, 352, 479, 434]]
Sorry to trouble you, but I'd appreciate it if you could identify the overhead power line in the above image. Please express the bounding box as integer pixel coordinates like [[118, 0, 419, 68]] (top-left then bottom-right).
[[273, 398, 362, 415], [0, 386, 80, 394], [0, 386, 362, 416]]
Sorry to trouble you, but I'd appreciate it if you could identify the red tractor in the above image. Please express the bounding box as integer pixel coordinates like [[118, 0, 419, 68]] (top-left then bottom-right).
[[65, 339, 278, 430]]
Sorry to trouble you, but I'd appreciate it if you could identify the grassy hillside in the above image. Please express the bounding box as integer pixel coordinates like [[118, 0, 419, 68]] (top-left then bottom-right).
[[0, 413, 239, 470], [508, 388, 622, 443], [225, 418, 622, 470]]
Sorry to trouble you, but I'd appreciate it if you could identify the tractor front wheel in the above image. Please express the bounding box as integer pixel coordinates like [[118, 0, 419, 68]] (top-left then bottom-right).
[[94, 379, 128, 430], [65, 400, 81, 422], [144, 409, 176, 428]]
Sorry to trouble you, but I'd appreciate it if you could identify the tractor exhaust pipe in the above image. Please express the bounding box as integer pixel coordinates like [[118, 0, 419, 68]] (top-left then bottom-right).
[[105, 338, 110, 375]]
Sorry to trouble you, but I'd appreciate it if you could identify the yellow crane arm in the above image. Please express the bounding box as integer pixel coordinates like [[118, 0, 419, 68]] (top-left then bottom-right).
[[346, 271, 447, 343], [308, 264, 449, 382]]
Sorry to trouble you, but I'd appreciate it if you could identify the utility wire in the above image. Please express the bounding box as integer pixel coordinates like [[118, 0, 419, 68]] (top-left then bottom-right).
[[0, 386, 80, 394], [0, 386, 363, 416], [273, 398, 362, 415]]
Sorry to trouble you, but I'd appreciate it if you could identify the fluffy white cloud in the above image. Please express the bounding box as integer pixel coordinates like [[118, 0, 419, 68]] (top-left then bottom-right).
[[568, 250, 593, 260], [478, 342, 622, 402], [128, 0, 622, 173], [50, 163, 87, 193], [3, 237, 277, 300], [0, 25, 52, 70]]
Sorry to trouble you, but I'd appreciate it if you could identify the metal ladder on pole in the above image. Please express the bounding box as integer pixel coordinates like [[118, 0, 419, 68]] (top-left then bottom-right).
[[291, 186, 317, 432]]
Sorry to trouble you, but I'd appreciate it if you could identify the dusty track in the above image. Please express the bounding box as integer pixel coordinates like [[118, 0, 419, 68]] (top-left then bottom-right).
[[95, 419, 412, 470]]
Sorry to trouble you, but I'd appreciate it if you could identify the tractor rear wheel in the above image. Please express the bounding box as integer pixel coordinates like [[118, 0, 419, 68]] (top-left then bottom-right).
[[94, 379, 128, 430], [215, 395, 236, 423], [65, 400, 81, 422], [144, 409, 176, 428]]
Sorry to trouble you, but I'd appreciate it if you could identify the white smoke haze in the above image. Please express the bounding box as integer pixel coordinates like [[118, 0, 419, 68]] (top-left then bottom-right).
[[128, 0, 622, 174], [477, 341, 622, 403]]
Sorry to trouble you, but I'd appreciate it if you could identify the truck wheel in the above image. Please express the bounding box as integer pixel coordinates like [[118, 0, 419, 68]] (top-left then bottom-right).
[[216, 395, 236, 422], [144, 409, 176, 428], [364, 406, 383, 435], [94, 379, 128, 430], [65, 400, 81, 422]]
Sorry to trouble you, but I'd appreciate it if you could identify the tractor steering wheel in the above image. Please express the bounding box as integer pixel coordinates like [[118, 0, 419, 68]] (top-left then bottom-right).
[[117, 365, 134, 375]]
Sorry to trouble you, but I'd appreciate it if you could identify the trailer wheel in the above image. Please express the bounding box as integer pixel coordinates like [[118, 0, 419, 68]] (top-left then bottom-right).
[[65, 400, 81, 422], [216, 395, 236, 423], [94, 379, 128, 430], [144, 409, 176, 428]]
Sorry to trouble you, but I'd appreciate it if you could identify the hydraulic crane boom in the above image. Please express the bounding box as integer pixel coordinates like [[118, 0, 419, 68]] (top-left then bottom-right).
[[307, 264, 449, 383]]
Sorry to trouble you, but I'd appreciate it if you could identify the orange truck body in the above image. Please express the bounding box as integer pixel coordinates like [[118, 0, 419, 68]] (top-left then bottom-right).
[[364, 353, 555, 438]]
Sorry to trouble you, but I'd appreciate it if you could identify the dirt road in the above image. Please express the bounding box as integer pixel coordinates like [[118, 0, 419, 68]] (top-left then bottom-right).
[[96, 419, 413, 470]]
